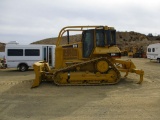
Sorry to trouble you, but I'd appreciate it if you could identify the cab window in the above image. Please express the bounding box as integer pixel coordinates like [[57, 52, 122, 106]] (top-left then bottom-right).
[[106, 30, 116, 45], [82, 30, 94, 58], [96, 30, 105, 47]]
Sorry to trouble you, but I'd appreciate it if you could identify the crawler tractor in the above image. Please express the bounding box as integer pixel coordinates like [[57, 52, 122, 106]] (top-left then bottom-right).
[[32, 26, 144, 88]]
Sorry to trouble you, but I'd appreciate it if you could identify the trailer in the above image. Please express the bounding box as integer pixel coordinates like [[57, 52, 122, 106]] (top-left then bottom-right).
[[147, 43, 160, 63], [5, 41, 56, 71]]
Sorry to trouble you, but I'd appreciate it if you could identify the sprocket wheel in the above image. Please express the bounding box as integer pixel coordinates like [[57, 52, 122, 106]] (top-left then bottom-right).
[[96, 60, 109, 73]]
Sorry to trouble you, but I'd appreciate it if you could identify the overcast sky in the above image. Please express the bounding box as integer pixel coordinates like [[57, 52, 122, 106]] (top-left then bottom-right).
[[0, 0, 160, 45]]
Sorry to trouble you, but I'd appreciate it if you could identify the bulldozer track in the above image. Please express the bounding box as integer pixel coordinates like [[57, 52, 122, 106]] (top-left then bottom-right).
[[53, 56, 121, 86]]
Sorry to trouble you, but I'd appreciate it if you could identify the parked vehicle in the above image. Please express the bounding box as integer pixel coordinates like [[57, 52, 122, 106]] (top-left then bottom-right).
[[5, 41, 56, 71], [147, 43, 160, 63], [31, 26, 144, 88]]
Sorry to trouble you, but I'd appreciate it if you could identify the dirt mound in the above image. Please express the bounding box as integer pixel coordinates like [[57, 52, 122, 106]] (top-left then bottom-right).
[[116, 32, 160, 52], [32, 32, 160, 52], [1, 31, 159, 52], [32, 34, 82, 45]]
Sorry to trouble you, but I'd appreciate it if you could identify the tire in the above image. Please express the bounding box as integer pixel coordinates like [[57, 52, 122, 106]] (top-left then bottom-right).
[[19, 64, 28, 72], [158, 58, 160, 63]]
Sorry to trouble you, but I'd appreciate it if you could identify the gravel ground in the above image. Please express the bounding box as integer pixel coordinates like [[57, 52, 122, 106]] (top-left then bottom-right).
[[0, 58, 160, 120]]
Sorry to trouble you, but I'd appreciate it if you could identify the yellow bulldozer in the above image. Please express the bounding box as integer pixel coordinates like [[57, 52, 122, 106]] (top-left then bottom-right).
[[32, 26, 144, 88], [128, 46, 145, 58]]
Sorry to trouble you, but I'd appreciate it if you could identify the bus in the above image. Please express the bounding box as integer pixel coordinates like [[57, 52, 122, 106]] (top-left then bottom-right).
[[5, 41, 56, 71]]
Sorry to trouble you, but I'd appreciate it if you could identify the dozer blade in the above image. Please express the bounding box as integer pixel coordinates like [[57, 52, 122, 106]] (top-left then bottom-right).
[[31, 61, 50, 88]]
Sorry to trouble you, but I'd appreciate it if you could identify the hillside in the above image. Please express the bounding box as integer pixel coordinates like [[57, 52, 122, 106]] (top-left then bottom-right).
[[32, 34, 82, 45], [32, 31, 160, 52], [0, 31, 159, 52], [116, 32, 160, 52]]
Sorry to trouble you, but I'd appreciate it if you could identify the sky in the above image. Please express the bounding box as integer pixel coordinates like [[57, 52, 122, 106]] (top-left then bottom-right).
[[0, 0, 160, 45]]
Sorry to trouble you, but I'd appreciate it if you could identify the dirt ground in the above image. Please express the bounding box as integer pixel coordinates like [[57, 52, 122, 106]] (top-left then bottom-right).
[[0, 57, 160, 120]]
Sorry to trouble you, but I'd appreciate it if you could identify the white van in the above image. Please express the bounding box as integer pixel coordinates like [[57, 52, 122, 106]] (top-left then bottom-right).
[[147, 43, 160, 63], [5, 41, 56, 71]]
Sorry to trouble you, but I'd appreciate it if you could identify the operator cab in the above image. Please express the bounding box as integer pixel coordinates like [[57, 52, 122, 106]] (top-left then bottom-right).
[[82, 28, 118, 58]]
